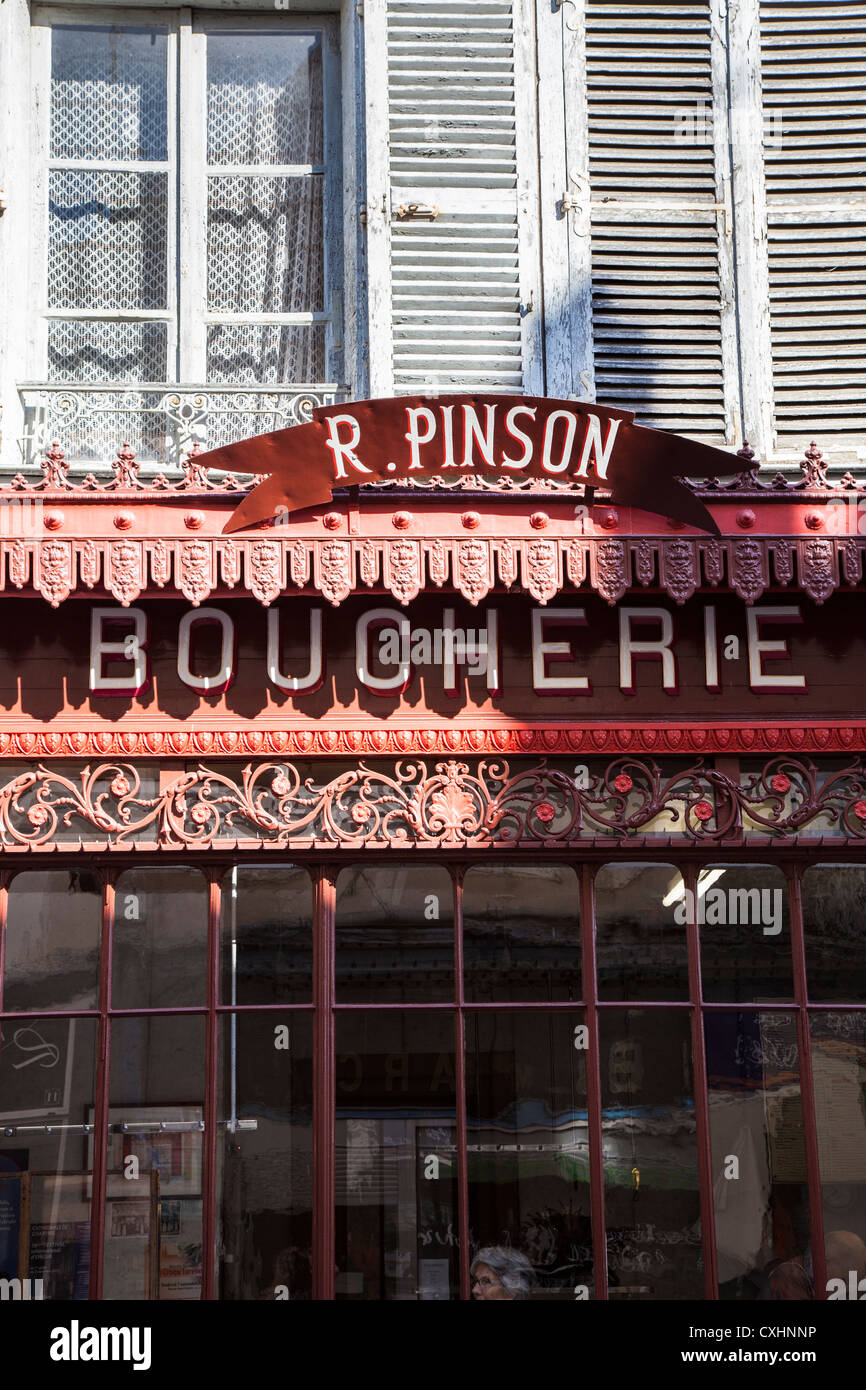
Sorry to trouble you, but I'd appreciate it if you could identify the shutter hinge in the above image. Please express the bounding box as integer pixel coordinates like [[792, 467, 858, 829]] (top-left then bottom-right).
[[394, 202, 439, 222], [359, 203, 367, 226], [356, 2, 364, 18]]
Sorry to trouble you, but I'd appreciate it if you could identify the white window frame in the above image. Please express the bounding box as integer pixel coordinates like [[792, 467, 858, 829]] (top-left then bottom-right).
[[27, 3, 343, 390]]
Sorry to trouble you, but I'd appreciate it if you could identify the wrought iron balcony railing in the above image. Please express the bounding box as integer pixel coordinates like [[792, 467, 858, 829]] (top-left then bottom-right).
[[17, 383, 347, 479]]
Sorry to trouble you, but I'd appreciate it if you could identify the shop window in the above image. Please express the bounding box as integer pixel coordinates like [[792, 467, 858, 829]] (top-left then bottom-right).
[[801, 864, 866, 1002], [600, 1009, 702, 1299], [5, 870, 101, 1012], [462, 864, 581, 1002], [466, 1011, 591, 1299], [112, 866, 208, 1009], [0, 1018, 98, 1300], [335, 1012, 458, 1300], [217, 1012, 313, 1300], [220, 864, 312, 1006], [810, 1012, 866, 1298], [697, 864, 793, 1004], [595, 863, 688, 1001], [104, 1015, 206, 1301], [335, 865, 454, 1004], [705, 1012, 810, 1299]]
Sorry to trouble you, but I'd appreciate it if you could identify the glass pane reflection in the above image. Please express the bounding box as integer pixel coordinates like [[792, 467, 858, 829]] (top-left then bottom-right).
[[600, 1009, 701, 1298], [802, 865, 866, 1002], [595, 864, 687, 1001], [217, 1013, 313, 1299], [705, 1012, 810, 1299], [5, 871, 101, 1012], [335, 1013, 457, 1300], [463, 864, 581, 1002], [336, 866, 453, 1003], [699, 865, 792, 1003], [466, 1012, 592, 1299], [810, 1013, 866, 1300]]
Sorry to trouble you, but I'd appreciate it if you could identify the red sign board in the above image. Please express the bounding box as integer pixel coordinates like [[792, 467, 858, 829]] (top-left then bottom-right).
[[195, 396, 735, 536]]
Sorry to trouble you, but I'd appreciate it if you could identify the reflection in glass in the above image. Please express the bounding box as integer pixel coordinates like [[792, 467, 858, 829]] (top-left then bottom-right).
[[698, 865, 792, 1003], [207, 31, 323, 165], [705, 1012, 809, 1299], [595, 863, 687, 1000], [220, 865, 312, 1005], [335, 1013, 457, 1299], [810, 1013, 866, 1298], [112, 868, 208, 1009], [104, 1016, 205, 1300], [51, 25, 168, 162], [463, 865, 581, 1002], [217, 1013, 313, 1299], [0, 1019, 98, 1299], [802, 865, 866, 1002], [5, 871, 101, 1012], [466, 1012, 592, 1298], [600, 1010, 701, 1298], [336, 866, 453, 1003]]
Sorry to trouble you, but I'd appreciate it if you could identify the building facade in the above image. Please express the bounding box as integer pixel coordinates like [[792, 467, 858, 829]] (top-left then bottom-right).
[[0, 0, 864, 1301]]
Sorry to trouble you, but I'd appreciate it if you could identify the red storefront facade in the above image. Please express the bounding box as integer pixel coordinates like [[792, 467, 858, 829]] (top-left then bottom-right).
[[1, 442, 865, 1300]]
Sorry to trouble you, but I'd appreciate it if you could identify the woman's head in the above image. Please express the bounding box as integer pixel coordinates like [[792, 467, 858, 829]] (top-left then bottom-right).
[[470, 1246, 536, 1300]]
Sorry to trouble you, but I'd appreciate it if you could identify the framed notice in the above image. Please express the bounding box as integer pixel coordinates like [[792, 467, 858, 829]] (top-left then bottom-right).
[[88, 1106, 203, 1198]]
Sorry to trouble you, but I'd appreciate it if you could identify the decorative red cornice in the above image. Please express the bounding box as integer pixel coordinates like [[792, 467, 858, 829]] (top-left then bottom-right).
[[0, 722, 864, 760], [0, 754, 864, 853], [0, 528, 862, 608]]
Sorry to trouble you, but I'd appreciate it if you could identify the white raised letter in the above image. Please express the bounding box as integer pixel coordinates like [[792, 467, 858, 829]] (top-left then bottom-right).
[[90, 607, 149, 695], [461, 404, 497, 469], [356, 607, 411, 693], [178, 608, 235, 694], [746, 606, 806, 690], [619, 607, 677, 692], [531, 608, 590, 692], [541, 410, 579, 475], [501, 405, 536, 469], [324, 413, 372, 479], [404, 407, 437, 470], [575, 415, 621, 481], [267, 607, 323, 692]]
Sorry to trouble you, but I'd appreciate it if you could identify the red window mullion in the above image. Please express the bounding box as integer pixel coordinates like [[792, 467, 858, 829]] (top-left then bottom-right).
[[453, 869, 470, 1300], [313, 867, 336, 1300], [201, 873, 221, 1300], [580, 866, 608, 1300], [788, 864, 827, 1300], [89, 874, 114, 1300], [683, 863, 719, 1300]]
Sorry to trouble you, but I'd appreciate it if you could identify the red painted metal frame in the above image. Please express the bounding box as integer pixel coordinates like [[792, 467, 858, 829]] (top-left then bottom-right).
[[0, 846, 858, 1302]]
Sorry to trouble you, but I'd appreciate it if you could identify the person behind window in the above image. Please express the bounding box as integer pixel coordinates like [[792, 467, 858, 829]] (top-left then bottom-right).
[[470, 1247, 536, 1301]]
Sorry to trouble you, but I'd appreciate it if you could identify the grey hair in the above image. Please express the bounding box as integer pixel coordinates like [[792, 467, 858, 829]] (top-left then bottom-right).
[[471, 1246, 536, 1300]]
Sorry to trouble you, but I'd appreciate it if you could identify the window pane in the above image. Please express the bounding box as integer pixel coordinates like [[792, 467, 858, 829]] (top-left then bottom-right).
[[600, 1009, 701, 1298], [0, 1018, 98, 1300], [463, 864, 581, 1002], [105, 1015, 205, 1301], [802, 865, 866, 1002], [810, 1012, 866, 1299], [207, 32, 323, 165], [51, 25, 167, 162], [336, 866, 453, 1003], [466, 1012, 592, 1299], [335, 1013, 457, 1300], [595, 863, 688, 1001], [705, 1012, 810, 1299], [48, 171, 168, 311], [112, 868, 208, 1009], [698, 865, 793, 1003], [5, 871, 101, 1011], [217, 1012, 312, 1299], [206, 323, 326, 384], [208, 176, 324, 313], [220, 865, 312, 1006], [48, 321, 167, 383]]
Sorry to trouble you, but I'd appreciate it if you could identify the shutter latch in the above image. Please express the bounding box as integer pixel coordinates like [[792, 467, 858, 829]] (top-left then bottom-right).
[[394, 202, 439, 222]]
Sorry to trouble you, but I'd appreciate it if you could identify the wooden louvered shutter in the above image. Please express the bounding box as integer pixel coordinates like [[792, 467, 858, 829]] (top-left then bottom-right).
[[363, 0, 543, 398], [580, 0, 739, 447], [759, 0, 866, 462]]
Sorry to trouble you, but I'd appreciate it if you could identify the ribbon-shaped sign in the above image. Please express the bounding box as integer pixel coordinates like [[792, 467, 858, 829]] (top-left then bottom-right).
[[198, 396, 734, 535]]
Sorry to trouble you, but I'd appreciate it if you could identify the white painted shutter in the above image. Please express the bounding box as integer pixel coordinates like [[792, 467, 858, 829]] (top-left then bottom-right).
[[367, 0, 543, 397], [583, 0, 738, 446], [760, 0, 866, 459]]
